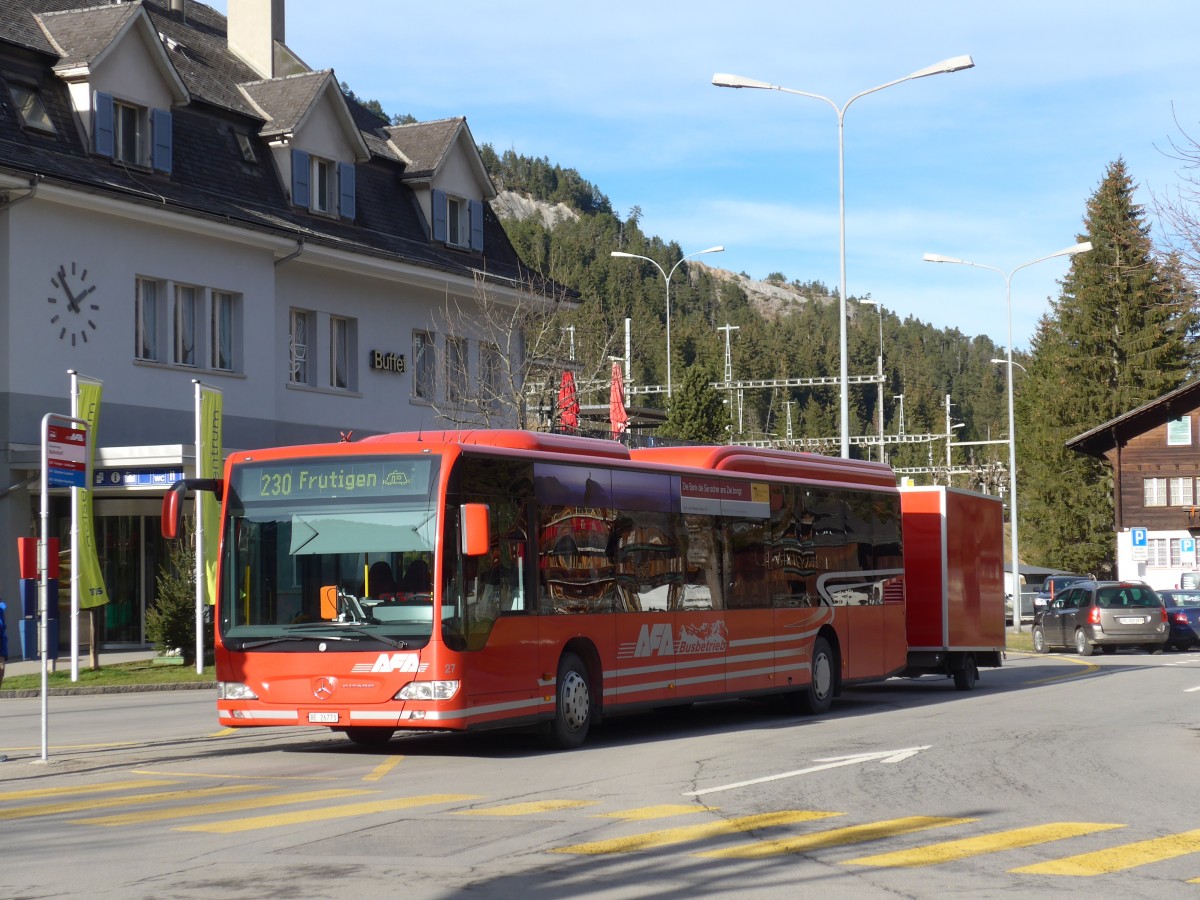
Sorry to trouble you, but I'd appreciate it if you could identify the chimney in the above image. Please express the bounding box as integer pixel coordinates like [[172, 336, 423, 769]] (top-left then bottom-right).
[[169, 0, 185, 22], [227, 0, 285, 80]]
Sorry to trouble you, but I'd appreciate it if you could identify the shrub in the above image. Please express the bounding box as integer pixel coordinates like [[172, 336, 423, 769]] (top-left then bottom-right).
[[146, 538, 208, 664]]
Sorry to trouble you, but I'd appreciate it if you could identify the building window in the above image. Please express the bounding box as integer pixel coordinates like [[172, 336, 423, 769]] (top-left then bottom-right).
[[311, 156, 335, 214], [290, 309, 312, 385], [413, 331, 435, 401], [1148, 538, 1169, 567], [1170, 477, 1195, 507], [446, 196, 468, 247], [211, 291, 236, 371], [1168, 417, 1192, 446], [446, 336, 467, 403], [8, 82, 54, 133], [480, 343, 501, 409], [114, 100, 147, 165], [1144, 477, 1168, 508], [330, 316, 355, 390], [135, 277, 160, 361], [172, 284, 197, 366]]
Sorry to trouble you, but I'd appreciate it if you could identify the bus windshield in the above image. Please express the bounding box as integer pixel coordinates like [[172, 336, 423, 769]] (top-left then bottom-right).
[[219, 455, 442, 650]]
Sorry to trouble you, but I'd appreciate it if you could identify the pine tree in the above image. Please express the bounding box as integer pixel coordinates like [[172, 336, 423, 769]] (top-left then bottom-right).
[[1018, 159, 1200, 576], [658, 367, 726, 442]]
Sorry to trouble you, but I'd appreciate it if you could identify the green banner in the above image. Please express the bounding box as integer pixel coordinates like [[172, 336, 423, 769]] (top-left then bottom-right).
[[75, 378, 108, 609], [199, 388, 223, 605]]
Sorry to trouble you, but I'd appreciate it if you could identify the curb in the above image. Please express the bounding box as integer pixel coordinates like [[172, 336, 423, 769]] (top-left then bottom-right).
[[0, 682, 217, 699]]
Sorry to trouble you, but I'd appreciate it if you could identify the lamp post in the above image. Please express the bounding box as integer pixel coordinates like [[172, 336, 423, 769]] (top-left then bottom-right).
[[860, 298, 885, 462], [924, 241, 1092, 629], [713, 55, 974, 458], [610, 246, 724, 398]]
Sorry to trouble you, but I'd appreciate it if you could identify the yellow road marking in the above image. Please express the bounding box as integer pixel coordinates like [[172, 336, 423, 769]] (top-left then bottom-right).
[[552, 810, 841, 855], [0, 785, 267, 820], [175, 793, 481, 834], [208, 728, 240, 737], [0, 779, 179, 801], [845, 822, 1125, 867], [363, 756, 404, 782], [1013, 829, 1200, 875], [458, 800, 597, 816], [133, 768, 335, 782], [699, 816, 974, 859], [1027, 655, 1100, 684], [71, 788, 374, 826], [598, 805, 711, 821]]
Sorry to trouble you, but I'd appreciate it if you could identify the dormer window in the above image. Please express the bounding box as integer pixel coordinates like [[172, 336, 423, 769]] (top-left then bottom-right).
[[290, 148, 356, 220], [432, 188, 484, 251], [114, 100, 146, 165], [311, 155, 335, 214], [94, 92, 172, 172], [8, 82, 55, 134]]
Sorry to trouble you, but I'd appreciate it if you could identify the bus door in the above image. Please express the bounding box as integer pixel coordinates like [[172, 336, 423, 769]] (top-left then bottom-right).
[[673, 513, 726, 701]]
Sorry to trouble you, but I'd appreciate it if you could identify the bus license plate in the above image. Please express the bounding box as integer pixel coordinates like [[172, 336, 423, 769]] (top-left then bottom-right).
[[308, 712, 339, 723]]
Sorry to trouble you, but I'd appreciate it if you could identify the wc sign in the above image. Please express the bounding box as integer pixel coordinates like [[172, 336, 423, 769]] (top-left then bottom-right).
[[1130, 527, 1147, 562]]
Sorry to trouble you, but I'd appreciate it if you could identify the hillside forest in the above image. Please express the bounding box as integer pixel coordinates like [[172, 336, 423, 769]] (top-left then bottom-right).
[[477, 146, 1200, 578]]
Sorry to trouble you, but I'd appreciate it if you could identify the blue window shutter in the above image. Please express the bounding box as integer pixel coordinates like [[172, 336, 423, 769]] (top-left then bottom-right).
[[469, 199, 484, 251], [338, 162, 356, 220], [291, 148, 310, 208], [94, 92, 114, 157], [431, 188, 447, 242], [151, 108, 172, 173]]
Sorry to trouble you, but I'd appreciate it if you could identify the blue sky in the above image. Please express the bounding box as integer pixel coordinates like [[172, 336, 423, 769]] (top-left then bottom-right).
[[209, 1, 1200, 351]]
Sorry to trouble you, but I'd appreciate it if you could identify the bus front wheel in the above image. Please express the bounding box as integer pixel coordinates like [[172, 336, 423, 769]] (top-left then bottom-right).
[[549, 652, 592, 749], [799, 637, 835, 715]]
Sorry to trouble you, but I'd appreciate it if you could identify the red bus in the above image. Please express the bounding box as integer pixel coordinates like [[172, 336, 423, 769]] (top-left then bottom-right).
[[163, 430, 912, 748]]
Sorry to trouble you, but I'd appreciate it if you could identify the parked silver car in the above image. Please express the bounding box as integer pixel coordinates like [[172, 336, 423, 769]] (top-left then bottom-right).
[[1032, 581, 1168, 655]]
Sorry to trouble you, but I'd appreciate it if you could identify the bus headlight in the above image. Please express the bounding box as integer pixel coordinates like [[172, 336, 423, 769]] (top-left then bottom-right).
[[396, 681, 460, 701], [218, 682, 259, 700]]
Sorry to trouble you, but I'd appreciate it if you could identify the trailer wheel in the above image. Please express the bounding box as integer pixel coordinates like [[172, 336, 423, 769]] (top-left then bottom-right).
[[549, 652, 592, 749], [342, 727, 395, 747], [799, 637, 835, 714], [953, 654, 978, 691]]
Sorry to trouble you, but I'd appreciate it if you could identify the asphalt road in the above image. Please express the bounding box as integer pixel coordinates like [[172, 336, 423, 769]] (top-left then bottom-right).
[[3, 649, 1200, 899]]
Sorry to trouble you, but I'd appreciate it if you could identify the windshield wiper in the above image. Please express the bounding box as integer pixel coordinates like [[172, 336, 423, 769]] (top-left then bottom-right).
[[324, 623, 409, 649], [239, 633, 358, 650]]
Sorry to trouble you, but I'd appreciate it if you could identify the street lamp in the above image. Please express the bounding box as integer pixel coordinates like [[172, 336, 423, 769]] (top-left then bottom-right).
[[610, 245, 724, 398], [860, 298, 885, 462], [713, 55, 974, 457], [924, 241, 1092, 629]]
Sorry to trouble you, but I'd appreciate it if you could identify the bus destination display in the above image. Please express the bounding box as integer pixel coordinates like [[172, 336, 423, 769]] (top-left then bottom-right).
[[236, 457, 434, 501]]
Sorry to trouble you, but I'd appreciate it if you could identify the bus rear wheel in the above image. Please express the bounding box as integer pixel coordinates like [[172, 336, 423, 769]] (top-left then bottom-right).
[[799, 637, 835, 715], [549, 652, 592, 749], [342, 727, 395, 747]]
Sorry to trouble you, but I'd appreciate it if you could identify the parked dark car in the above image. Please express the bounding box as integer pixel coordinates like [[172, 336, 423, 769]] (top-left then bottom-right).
[[1032, 573, 1089, 618], [1032, 581, 1168, 655], [1159, 589, 1200, 651]]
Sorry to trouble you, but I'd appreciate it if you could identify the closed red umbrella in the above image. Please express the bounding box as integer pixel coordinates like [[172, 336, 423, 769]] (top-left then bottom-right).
[[610, 362, 629, 438], [558, 370, 579, 430]]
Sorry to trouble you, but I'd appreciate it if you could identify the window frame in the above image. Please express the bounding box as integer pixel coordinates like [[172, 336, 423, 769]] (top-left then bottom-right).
[[135, 276, 160, 362], [329, 315, 356, 391], [446, 336, 468, 404], [289, 308, 313, 386], [413, 330, 435, 401], [1168, 416, 1192, 447], [1144, 477, 1168, 508], [211, 290, 237, 372], [172, 283, 198, 367], [113, 98, 147, 166], [8, 80, 55, 134], [1170, 476, 1195, 507], [311, 155, 336, 215]]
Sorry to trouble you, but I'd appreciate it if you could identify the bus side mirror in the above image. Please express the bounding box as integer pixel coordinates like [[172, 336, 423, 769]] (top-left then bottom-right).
[[161, 478, 222, 539], [460, 503, 490, 557]]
